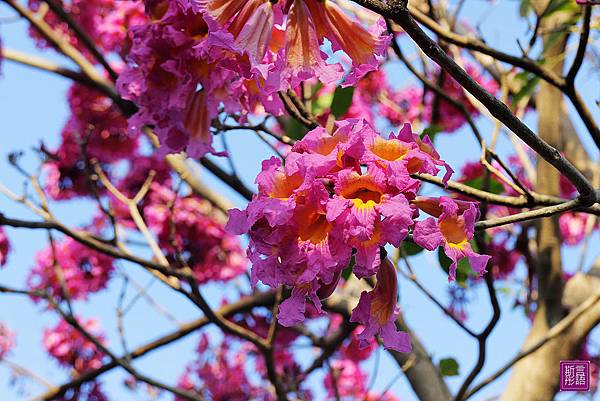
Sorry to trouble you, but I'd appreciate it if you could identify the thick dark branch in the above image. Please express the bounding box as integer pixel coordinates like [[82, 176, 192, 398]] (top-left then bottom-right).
[[385, 7, 596, 201], [199, 157, 255, 201], [566, 5, 592, 85]]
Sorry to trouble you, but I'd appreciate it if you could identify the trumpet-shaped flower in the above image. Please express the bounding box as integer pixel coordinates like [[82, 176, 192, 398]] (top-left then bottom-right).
[[413, 197, 490, 282], [202, 0, 390, 88], [228, 119, 463, 344], [350, 259, 411, 352]]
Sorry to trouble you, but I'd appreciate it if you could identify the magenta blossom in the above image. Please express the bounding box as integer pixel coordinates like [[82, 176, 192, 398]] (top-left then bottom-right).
[[28, 237, 114, 302], [350, 258, 411, 352], [144, 183, 248, 283], [559, 212, 595, 246], [413, 197, 490, 282], [227, 119, 456, 344], [0, 227, 10, 267], [202, 0, 391, 88], [43, 317, 107, 373], [0, 322, 15, 360], [324, 359, 367, 399], [176, 334, 284, 401]]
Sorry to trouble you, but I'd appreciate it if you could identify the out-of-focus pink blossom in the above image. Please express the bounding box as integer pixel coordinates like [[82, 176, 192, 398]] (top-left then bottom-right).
[[145, 183, 247, 283], [176, 334, 280, 401], [43, 317, 107, 373], [559, 212, 595, 246], [28, 237, 114, 302], [0, 322, 15, 360], [44, 83, 136, 200], [324, 359, 367, 399], [0, 227, 10, 267], [423, 63, 498, 132], [28, 0, 146, 57]]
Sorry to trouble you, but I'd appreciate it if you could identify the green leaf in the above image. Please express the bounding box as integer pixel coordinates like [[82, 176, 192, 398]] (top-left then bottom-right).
[[543, 0, 578, 17], [401, 241, 425, 256], [284, 117, 308, 140], [421, 125, 442, 142], [330, 86, 355, 118], [519, 0, 532, 17], [542, 29, 566, 53], [512, 74, 540, 106], [462, 176, 505, 195], [342, 257, 356, 281], [439, 358, 460, 376], [312, 91, 334, 116]]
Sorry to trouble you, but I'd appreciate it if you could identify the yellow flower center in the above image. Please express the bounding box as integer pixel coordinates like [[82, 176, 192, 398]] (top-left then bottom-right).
[[439, 217, 468, 249], [370, 137, 411, 162]]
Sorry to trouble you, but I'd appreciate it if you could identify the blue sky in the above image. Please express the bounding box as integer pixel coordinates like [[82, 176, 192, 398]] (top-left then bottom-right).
[[0, 1, 599, 400]]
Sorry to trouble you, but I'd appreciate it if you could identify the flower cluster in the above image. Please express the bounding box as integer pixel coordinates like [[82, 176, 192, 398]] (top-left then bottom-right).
[[323, 359, 399, 401], [43, 317, 107, 372], [117, 0, 390, 157], [43, 317, 109, 400], [201, 0, 390, 87], [176, 334, 277, 401], [28, 0, 146, 57], [0, 227, 10, 267], [381, 62, 498, 133], [144, 183, 247, 283], [44, 83, 137, 200], [28, 237, 114, 302], [0, 322, 15, 360], [227, 119, 487, 350]]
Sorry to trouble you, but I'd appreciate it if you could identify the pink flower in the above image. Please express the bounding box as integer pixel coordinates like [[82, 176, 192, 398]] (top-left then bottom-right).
[[559, 212, 595, 246], [0, 227, 10, 267], [44, 83, 137, 200], [350, 259, 411, 352], [324, 359, 367, 398], [413, 197, 490, 282], [176, 334, 281, 401], [28, 0, 146, 57], [43, 317, 107, 373], [144, 183, 247, 283], [28, 237, 114, 302], [0, 322, 15, 360], [228, 119, 456, 334], [203, 0, 390, 88], [117, 0, 237, 157], [326, 167, 414, 277]]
